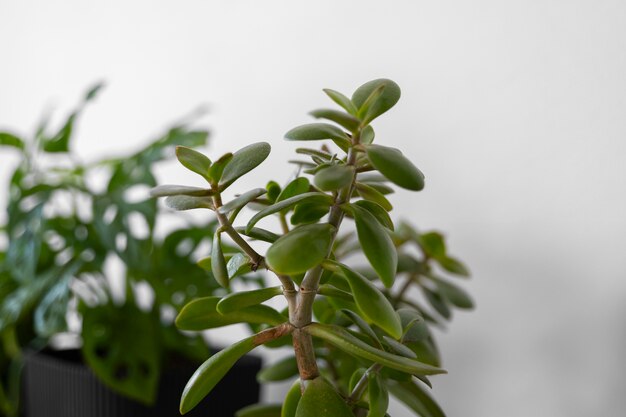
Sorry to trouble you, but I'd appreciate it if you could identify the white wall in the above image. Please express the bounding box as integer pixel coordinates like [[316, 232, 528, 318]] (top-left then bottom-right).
[[1, 1, 625, 416]]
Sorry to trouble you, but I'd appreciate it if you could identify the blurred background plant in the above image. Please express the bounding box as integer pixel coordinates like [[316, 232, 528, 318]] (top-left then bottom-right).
[[0, 84, 231, 416]]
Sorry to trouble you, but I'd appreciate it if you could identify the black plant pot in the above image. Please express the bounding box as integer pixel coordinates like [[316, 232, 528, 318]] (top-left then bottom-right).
[[23, 348, 261, 417]]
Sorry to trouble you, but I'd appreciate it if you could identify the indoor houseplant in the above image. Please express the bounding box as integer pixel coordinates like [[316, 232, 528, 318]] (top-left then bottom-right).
[[0, 85, 261, 417], [154, 78, 473, 416]]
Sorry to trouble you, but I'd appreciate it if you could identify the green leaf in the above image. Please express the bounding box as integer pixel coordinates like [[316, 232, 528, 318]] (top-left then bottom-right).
[[266, 224, 335, 275], [208, 152, 234, 184], [220, 142, 271, 189], [285, 123, 350, 146], [82, 302, 160, 404], [418, 232, 446, 259], [335, 264, 401, 339], [310, 109, 360, 131], [352, 205, 397, 288], [257, 356, 299, 382], [438, 256, 470, 277], [282, 379, 303, 417], [367, 373, 389, 417], [150, 184, 213, 197], [235, 226, 280, 243], [432, 278, 474, 309], [217, 286, 283, 314], [423, 288, 451, 319], [176, 297, 285, 331], [217, 188, 267, 214], [0, 132, 25, 150], [305, 323, 445, 376], [340, 309, 382, 348], [164, 195, 214, 211], [295, 377, 353, 417], [355, 183, 393, 211], [277, 177, 311, 203], [361, 125, 375, 144], [314, 164, 354, 191], [211, 233, 229, 288], [267, 181, 282, 202], [236, 404, 282, 417], [226, 253, 252, 278], [180, 335, 258, 414], [246, 192, 333, 233], [366, 145, 424, 191], [388, 380, 445, 417], [323, 88, 358, 115], [176, 146, 212, 180], [352, 79, 401, 124], [291, 201, 331, 225], [382, 336, 417, 359], [353, 200, 394, 230], [397, 309, 428, 343]]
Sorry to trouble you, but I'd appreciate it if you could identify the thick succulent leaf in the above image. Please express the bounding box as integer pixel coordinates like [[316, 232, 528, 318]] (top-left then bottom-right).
[[397, 309, 428, 343], [246, 192, 333, 232], [235, 226, 280, 243], [352, 205, 397, 288], [366, 145, 424, 191], [361, 125, 375, 144], [383, 336, 417, 358], [423, 288, 451, 319], [388, 380, 445, 417], [176, 146, 212, 180], [226, 253, 252, 278], [220, 142, 271, 189], [340, 309, 382, 348], [295, 148, 333, 161], [0, 132, 25, 150], [438, 256, 470, 277], [314, 164, 354, 191], [176, 297, 285, 331], [266, 224, 335, 275], [211, 233, 229, 288], [208, 152, 234, 184], [305, 323, 446, 376], [285, 123, 350, 146], [82, 302, 160, 404], [291, 201, 331, 225], [432, 278, 474, 309], [335, 263, 401, 339], [164, 195, 214, 211], [295, 377, 353, 417], [323, 88, 358, 115], [236, 404, 282, 417], [282, 379, 303, 417], [267, 181, 282, 202], [277, 177, 311, 203], [150, 184, 213, 197], [367, 373, 389, 417], [351, 79, 401, 124], [180, 335, 258, 414], [355, 183, 393, 211], [310, 109, 360, 131], [418, 232, 446, 259], [217, 188, 267, 214], [353, 200, 393, 230], [217, 286, 283, 314], [257, 356, 299, 382]]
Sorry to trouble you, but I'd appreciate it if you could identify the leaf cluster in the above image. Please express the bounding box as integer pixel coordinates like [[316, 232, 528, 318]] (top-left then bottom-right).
[[0, 85, 227, 414], [155, 79, 473, 417]]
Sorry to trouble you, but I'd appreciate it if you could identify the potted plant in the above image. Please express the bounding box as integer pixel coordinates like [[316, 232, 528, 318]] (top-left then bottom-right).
[[0, 85, 262, 417], [154, 78, 473, 416]]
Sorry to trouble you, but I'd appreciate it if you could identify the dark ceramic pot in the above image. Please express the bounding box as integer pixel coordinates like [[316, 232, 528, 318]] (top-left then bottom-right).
[[22, 348, 261, 417]]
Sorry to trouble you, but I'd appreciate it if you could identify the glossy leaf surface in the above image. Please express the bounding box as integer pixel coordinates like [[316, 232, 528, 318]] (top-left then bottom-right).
[[351, 79, 401, 124], [164, 195, 214, 211], [282, 379, 302, 417], [217, 188, 267, 214], [266, 224, 335, 275], [323, 88, 358, 115], [295, 377, 353, 417], [247, 192, 333, 232], [220, 142, 271, 189], [150, 184, 212, 197], [314, 164, 354, 191], [211, 233, 229, 288], [257, 356, 299, 382], [352, 205, 397, 288], [285, 123, 349, 144], [367, 373, 389, 417], [176, 297, 285, 331], [366, 145, 424, 191], [217, 286, 283, 314]]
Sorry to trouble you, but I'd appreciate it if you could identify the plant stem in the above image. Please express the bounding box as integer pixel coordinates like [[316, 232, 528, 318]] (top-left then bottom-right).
[[292, 134, 361, 381]]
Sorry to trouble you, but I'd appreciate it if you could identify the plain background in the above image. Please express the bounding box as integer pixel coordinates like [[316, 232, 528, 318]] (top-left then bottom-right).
[[1, 1, 625, 416]]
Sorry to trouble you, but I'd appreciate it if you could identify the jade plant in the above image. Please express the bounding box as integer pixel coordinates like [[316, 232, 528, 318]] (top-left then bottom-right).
[[153, 79, 473, 417], [0, 85, 232, 416]]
